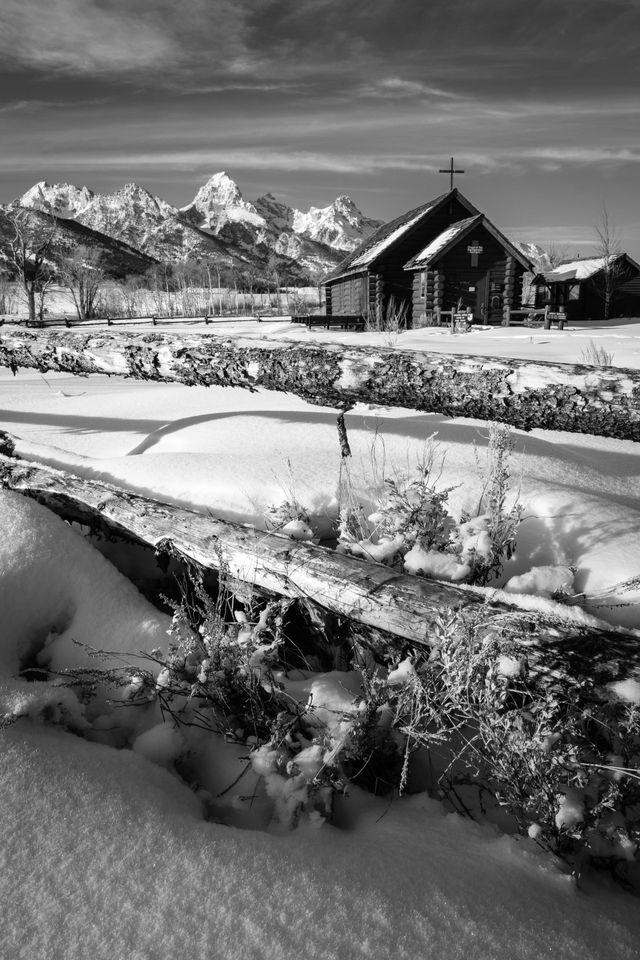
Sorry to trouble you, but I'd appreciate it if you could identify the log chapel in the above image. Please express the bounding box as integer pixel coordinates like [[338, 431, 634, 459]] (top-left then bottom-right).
[[323, 188, 534, 327]]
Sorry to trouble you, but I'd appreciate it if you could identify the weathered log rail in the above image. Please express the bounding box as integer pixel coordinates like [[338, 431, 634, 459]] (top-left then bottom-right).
[[0, 328, 639, 439], [1, 449, 639, 688]]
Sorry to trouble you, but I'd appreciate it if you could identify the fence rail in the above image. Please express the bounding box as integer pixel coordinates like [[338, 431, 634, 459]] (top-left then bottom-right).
[[0, 312, 306, 329]]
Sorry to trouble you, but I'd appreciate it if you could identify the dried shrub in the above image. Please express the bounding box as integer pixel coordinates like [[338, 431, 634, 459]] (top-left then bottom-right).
[[580, 340, 614, 367], [377, 608, 640, 886], [338, 425, 522, 586]]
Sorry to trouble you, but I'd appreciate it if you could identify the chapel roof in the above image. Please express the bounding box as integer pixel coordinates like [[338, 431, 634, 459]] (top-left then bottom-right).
[[324, 188, 480, 283]]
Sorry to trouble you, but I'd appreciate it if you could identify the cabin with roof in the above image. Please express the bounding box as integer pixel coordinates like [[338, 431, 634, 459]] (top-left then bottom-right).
[[323, 189, 534, 327], [531, 254, 640, 321]]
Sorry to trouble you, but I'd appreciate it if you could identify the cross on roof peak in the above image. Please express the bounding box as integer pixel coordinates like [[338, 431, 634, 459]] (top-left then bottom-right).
[[439, 157, 465, 190]]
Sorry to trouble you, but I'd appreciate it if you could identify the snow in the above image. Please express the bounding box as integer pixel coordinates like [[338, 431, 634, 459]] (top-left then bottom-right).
[[504, 565, 575, 600], [14, 172, 380, 278], [407, 215, 480, 267], [0, 489, 168, 679], [187, 171, 267, 229], [555, 787, 585, 831], [2, 344, 640, 624], [2, 321, 640, 956], [386, 657, 417, 686], [2, 719, 640, 960], [292, 195, 381, 252], [131, 721, 185, 765], [607, 678, 640, 705], [350, 207, 431, 268], [403, 545, 470, 581], [542, 256, 626, 281], [496, 655, 526, 678]]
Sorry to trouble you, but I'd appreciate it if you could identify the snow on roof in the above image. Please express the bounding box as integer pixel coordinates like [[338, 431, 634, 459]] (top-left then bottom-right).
[[350, 206, 435, 268], [324, 189, 479, 282], [542, 257, 611, 282], [539, 255, 640, 282], [405, 216, 481, 268]]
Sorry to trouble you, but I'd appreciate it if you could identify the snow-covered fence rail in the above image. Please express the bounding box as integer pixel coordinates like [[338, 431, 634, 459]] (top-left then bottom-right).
[[0, 328, 638, 440], [2, 313, 290, 329], [1, 445, 639, 688]]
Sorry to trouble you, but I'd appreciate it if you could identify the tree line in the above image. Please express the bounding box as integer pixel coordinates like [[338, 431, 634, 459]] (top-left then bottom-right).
[[0, 209, 319, 324]]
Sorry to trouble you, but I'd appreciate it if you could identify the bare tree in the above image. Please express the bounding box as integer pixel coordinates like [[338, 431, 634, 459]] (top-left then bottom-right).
[[0, 262, 12, 315], [543, 244, 569, 269], [594, 206, 625, 320], [201, 259, 222, 315], [121, 274, 144, 317], [59, 245, 106, 320], [173, 259, 204, 316], [5, 209, 58, 324]]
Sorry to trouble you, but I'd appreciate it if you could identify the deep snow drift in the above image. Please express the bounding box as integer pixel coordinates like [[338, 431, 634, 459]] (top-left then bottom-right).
[[1, 490, 639, 960]]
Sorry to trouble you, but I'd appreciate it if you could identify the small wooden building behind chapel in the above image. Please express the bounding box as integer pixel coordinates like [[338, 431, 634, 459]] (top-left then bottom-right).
[[323, 188, 534, 326], [531, 255, 640, 321]]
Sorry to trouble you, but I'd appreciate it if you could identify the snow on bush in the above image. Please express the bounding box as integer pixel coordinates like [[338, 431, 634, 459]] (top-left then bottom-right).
[[504, 565, 576, 600], [403, 545, 470, 581], [607, 679, 640, 705], [337, 424, 522, 586], [555, 787, 585, 831], [264, 499, 316, 541]]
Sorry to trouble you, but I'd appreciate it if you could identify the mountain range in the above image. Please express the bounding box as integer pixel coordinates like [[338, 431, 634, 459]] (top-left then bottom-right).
[[3, 173, 383, 283]]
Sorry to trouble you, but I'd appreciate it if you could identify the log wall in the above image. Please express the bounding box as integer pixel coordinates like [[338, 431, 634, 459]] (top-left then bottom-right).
[[327, 195, 476, 325], [329, 274, 368, 316], [410, 227, 526, 325]]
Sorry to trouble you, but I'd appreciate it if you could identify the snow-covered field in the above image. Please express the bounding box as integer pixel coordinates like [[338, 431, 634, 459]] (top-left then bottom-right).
[[1, 282, 322, 320], [1, 320, 640, 958]]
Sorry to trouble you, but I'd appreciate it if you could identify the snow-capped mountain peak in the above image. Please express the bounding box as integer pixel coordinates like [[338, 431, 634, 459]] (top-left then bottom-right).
[[331, 195, 362, 219], [513, 241, 550, 270], [292, 194, 383, 252], [15, 181, 94, 218], [10, 172, 384, 279], [192, 171, 244, 208], [106, 182, 177, 219], [184, 172, 265, 230]]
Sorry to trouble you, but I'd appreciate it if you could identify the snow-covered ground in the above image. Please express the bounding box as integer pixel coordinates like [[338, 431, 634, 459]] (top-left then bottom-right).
[[1, 491, 640, 960], [1, 321, 640, 958], [2, 324, 640, 624]]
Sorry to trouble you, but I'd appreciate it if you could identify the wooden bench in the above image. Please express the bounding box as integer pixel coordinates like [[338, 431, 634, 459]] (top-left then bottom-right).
[[290, 314, 366, 331]]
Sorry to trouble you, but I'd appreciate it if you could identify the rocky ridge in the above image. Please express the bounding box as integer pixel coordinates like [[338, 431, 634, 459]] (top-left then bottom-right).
[[0, 203, 157, 280], [13, 173, 383, 282]]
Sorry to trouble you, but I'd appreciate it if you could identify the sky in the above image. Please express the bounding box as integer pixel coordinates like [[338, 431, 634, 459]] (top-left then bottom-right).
[[1, 0, 640, 257]]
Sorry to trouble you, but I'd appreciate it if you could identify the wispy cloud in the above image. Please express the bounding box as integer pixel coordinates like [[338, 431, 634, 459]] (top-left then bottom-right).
[[4, 135, 640, 179], [1, 1, 172, 73], [3, 0, 639, 97], [0, 97, 110, 114], [522, 147, 640, 166], [0, 0, 247, 77], [178, 82, 302, 96], [358, 77, 465, 100]]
